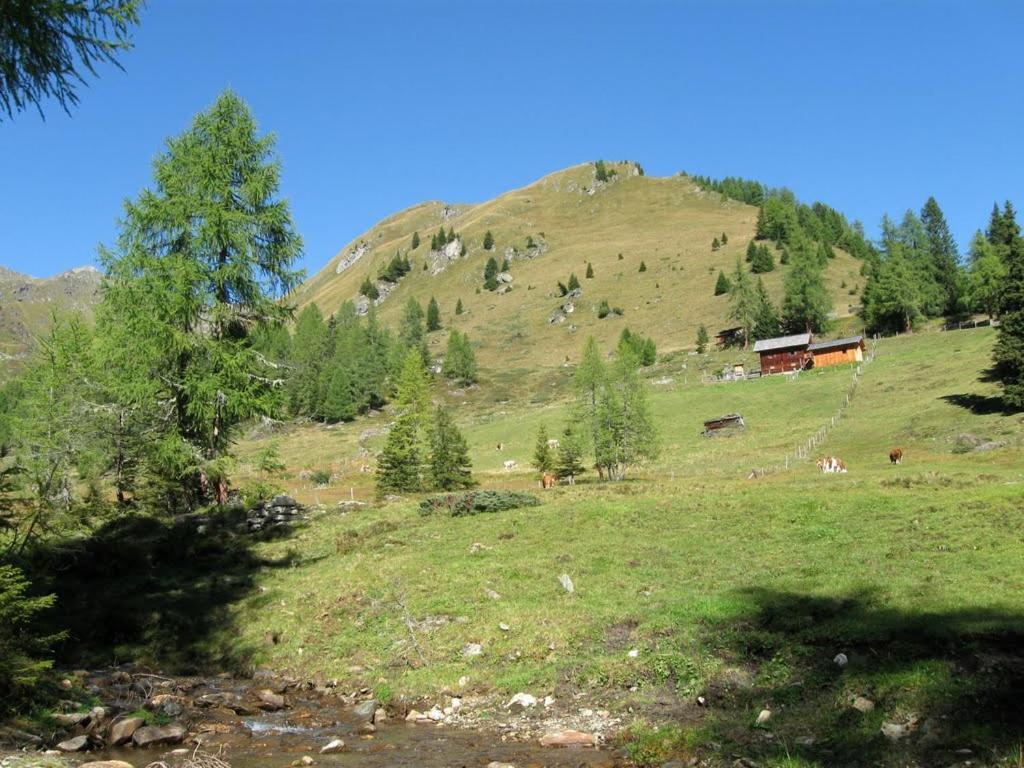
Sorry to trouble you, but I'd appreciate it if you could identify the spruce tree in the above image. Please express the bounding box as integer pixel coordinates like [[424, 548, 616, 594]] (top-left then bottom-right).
[[483, 257, 499, 290], [750, 245, 775, 273], [376, 350, 431, 494], [400, 297, 428, 365], [483, 230, 494, 250], [411, 231, 420, 249], [967, 231, 1006, 319], [568, 272, 581, 292], [862, 250, 922, 333], [781, 240, 833, 333], [638, 261, 647, 273], [455, 298, 464, 315], [921, 196, 961, 314], [359, 276, 379, 300], [428, 407, 475, 490], [721, 232, 728, 244], [714, 270, 731, 296], [555, 425, 586, 484], [442, 330, 477, 385], [532, 425, 555, 475], [97, 90, 302, 507], [993, 234, 1024, 408], [586, 262, 594, 278], [711, 236, 720, 251], [696, 324, 709, 353], [752, 278, 781, 340], [426, 296, 441, 332], [746, 240, 758, 263]]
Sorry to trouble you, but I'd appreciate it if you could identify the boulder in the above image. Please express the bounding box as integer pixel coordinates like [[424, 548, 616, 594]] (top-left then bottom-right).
[[851, 696, 875, 713], [108, 716, 145, 746], [133, 723, 186, 747], [497, 272, 513, 284], [320, 738, 346, 754], [405, 709, 424, 723], [57, 734, 90, 752], [352, 699, 378, 723], [539, 729, 597, 747], [756, 709, 772, 725], [506, 693, 537, 712], [257, 689, 286, 711], [80, 762, 136, 768]]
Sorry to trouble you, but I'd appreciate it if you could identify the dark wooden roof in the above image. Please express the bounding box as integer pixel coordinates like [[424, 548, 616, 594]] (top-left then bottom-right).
[[808, 335, 864, 352], [752, 333, 812, 353]]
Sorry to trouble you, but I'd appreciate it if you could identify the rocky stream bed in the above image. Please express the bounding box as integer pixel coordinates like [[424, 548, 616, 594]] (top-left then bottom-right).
[[0, 667, 624, 768]]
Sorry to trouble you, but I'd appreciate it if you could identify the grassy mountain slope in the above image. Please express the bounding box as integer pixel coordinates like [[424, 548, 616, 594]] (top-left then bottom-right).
[[0, 265, 102, 377], [299, 163, 864, 372], [219, 327, 1022, 766]]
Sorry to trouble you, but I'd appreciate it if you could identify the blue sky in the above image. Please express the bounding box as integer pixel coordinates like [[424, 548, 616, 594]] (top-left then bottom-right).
[[2, 0, 1021, 278]]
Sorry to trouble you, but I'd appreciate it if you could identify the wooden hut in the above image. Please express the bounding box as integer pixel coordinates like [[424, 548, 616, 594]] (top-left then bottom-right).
[[714, 326, 745, 350], [809, 336, 865, 368], [752, 333, 812, 375], [702, 413, 746, 437]]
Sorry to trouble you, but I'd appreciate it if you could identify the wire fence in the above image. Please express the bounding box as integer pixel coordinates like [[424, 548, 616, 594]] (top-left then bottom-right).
[[748, 337, 879, 479]]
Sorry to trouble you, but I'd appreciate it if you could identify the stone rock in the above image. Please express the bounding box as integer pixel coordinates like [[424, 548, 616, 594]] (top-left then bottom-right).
[[499, 622, 510, 632], [881, 715, 919, 741], [539, 729, 597, 748], [558, 573, 574, 593], [458, 675, 470, 687], [484, 589, 501, 600], [320, 738, 346, 754], [627, 648, 639, 658], [357, 722, 376, 735], [487, 763, 516, 768], [374, 707, 387, 722], [543, 695, 555, 708], [449, 697, 462, 714], [497, 272, 513, 284], [300, 757, 315, 766], [756, 709, 772, 725], [133, 723, 186, 747], [57, 735, 90, 752], [108, 715, 145, 746], [462, 642, 483, 657], [507, 692, 538, 712], [833, 653, 848, 667], [851, 696, 875, 713], [258, 689, 286, 711], [405, 709, 424, 722], [352, 699, 378, 723], [427, 707, 444, 721], [51, 711, 90, 727], [80, 762, 136, 768]]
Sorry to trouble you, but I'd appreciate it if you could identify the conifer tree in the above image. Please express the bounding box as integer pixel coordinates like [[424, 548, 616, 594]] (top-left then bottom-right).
[[428, 407, 475, 490], [752, 278, 781, 340], [993, 233, 1024, 408], [714, 270, 731, 296], [781, 240, 833, 333], [586, 262, 594, 278], [751, 244, 775, 273], [455, 298, 464, 315], [711, 236, 720, 251], [555, 425, 586, 484], [862, 249, 922, 333], [483, 257, 499, 291], [567, 273, 581, 292], [967, 231, 1006, 319], [411, 231, 420, 249], [696, 324, 709, 353], [721, 232, 728, 244], [921, 196, 961, 314], [426, 296, 441, 332], [483, 230, 494, 250], [442, 330, 478, 385], [98, 90, 303, 507], [376, 350, 431, 494], [728, 257, 758, 347], [638, 261, 647, 273], [532, 425, 555, 475], [592, 348, 659, 481], [359, 276, 379, 300], [400, 297, 428, 365], [746, 240, 758, 262]]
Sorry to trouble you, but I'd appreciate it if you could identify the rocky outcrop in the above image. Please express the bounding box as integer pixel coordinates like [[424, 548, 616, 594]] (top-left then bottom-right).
[[107, 715, 145, 746], [428, 238, 464, 276], [334, 241, 370, 274]]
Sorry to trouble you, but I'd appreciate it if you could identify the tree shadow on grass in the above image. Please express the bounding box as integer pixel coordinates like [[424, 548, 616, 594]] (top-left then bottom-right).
[[691, 588, 1024, 767], [941, 392, 1019, 416], [19, 507, 299, 674]]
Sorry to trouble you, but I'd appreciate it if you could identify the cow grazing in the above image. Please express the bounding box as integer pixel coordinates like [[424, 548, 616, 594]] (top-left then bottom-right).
[[816, 456, 847, 473], [503, 460, 517, 471], [541, 473, 556, 489], [889, 447, 903, 465], [547, 438, 560, 450]]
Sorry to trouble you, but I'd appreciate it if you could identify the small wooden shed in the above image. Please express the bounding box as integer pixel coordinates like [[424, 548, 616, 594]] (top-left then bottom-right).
[[714, 326, 745, 350], [753, 333, 812, 375], [703, 413, 746, 437], [809, 336, 865, 368]]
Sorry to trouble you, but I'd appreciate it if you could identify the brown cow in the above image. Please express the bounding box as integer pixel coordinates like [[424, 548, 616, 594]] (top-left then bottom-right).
[[541, 473, 556, 489], [889, 447, 903, 465]]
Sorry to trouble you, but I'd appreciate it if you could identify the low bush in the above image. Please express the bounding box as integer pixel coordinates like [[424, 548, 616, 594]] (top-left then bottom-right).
[[310, 469, 331, 487], [419, 490, 541, 517]]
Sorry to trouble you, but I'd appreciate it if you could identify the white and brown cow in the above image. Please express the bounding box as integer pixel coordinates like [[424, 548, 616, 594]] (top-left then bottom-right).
[[816, 456, 848, 473]]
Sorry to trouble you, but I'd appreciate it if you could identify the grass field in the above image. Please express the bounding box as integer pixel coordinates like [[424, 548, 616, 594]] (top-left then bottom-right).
[[215, 327, 1023, 767]]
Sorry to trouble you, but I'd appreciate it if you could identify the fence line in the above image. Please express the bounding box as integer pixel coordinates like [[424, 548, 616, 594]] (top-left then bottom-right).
[[749, 337, 879, 479]]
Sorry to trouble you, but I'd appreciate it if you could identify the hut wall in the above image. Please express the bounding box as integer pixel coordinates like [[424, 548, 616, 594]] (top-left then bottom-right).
[[812, 346, 863, 368], [759, 350, 809, 374]]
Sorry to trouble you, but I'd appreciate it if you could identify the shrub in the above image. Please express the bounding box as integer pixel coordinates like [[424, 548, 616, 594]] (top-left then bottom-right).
[[419, 490, 541, 517], [310, 469, 331, 487], [483, 230, 494, 250], [639, 261, 647, 273], [0, 565, 59, 716], [586, 262, 594, 278], [359, 276, 380, 300]]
